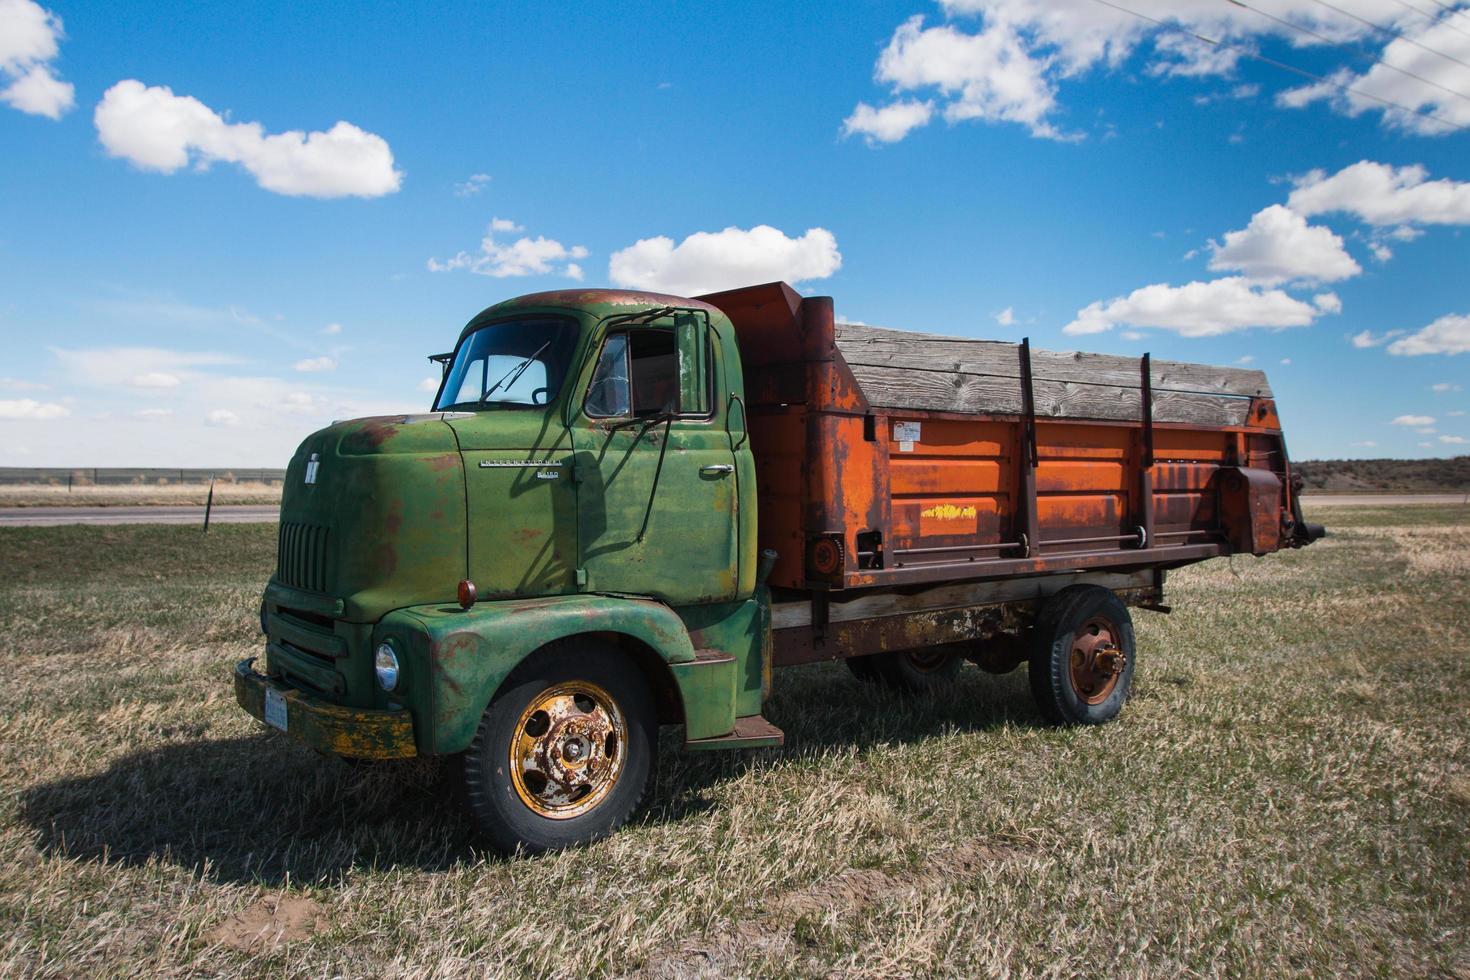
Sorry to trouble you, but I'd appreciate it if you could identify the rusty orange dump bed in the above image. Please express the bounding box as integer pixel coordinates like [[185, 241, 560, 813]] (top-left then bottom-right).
[[698, 282, 1319, 593]]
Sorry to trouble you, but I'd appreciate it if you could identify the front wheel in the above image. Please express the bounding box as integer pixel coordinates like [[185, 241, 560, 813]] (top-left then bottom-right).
[[460, 640, 656, 855], [1028, 586, 1135, 725]]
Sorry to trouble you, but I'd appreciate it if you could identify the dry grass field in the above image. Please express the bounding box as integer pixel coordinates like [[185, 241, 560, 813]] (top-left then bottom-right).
[[0, 483, 283, 508], [1, 505, 1467, 977]]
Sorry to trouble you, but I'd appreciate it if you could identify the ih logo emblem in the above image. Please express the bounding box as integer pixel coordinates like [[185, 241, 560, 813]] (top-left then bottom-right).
[[304, 452, 321, 485]]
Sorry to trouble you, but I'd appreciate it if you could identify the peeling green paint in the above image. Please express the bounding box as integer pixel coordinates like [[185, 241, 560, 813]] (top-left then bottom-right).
[[381, 594, 699, 754], [242, 289, 764, 760]]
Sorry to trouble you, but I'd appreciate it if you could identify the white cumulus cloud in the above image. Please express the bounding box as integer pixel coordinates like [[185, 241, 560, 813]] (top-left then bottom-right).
[[846, 2, 1461, 143], [1063, 277, 1338, 338], [1350, 329, 1403, 349], [322, 322, 343, 336], [608, 225, 842, 297], [206, 408, 241, 427], [293, 356, 337, 373], [0, 0, 74, 119], [1391, 414, 1435, 426], [0, 397, 68, 419], [842, 99, 935, 143], [994, 306, 1015, 326], [1441, 435, 1468, 445], [428, 218, 588, 279], [1207, 205, 1361, 284], [1274, 19, 1470, 135], [853, 14, 1066, 141], [94, 80, 402, 198], [1387, 312, 1470, 356], [1288, 161, 1470, 227]]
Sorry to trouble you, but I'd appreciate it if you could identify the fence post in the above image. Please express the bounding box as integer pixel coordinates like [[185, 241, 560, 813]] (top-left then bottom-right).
[[203, 475, 215, 532]]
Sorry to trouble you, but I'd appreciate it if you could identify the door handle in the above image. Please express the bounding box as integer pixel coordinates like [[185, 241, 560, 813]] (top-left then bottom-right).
[[700, 464, 734, 476]]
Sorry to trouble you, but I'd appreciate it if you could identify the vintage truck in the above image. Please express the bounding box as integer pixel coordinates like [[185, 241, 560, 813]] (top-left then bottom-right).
[[234, 281, 1322, 853]]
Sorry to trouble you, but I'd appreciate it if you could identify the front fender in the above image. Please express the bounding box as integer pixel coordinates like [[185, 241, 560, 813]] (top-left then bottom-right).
[[379, 594, 698, 755]]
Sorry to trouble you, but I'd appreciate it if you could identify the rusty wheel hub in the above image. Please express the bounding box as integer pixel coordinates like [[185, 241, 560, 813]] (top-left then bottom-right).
[[510, 681, 627, 820], [1069, 617, 1125, 705]]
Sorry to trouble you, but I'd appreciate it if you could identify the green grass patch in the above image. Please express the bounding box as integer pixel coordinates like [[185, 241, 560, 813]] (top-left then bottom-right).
[[0, 515, 1466, 976]]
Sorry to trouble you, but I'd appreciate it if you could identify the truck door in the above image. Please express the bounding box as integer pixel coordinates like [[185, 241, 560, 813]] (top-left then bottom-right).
[[571, 316, 740, 604], [441, 317, 582, 598]]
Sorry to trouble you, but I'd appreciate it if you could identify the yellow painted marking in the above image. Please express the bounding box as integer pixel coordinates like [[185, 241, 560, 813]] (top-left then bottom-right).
[[920, 503, 979, 537], [921, 504, 978, 521]]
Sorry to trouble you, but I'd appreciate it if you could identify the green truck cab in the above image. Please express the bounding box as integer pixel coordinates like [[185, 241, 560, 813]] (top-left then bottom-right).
[[236, 282, 1319, 853], [236, 289, 776, 853]]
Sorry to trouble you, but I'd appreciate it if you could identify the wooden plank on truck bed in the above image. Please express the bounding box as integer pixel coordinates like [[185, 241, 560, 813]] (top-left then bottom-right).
[[845, 364, 1254, 425], [833, 323, 1267, 425], [834, 324, 1271, 397]]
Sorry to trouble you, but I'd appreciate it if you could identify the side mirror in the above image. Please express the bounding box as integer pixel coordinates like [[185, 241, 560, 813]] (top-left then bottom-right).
[[428, 352, 454, 377], [674, 314, 707, 414]]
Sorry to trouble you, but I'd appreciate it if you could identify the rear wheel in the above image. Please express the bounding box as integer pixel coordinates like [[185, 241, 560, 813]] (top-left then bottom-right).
[[1028, 586, 1135, 725], [461, 640, 656, 855], [844, 647, 963, 691]]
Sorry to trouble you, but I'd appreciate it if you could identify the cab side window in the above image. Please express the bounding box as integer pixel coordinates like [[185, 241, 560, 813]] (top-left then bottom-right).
[[584, 326, 710, 418], [585, 334, 630, 417], [629, 330, 678, 415]]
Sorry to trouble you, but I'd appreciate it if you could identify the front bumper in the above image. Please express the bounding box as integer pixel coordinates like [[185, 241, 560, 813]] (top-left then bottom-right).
[[234, 658, 417, 759]]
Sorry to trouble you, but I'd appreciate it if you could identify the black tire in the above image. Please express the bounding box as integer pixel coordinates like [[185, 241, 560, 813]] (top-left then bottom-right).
[[844, 653, 885, 684], [461, 639, 656, 855], [844, 647, 963, 692], [1028, 586, 1136, 725]]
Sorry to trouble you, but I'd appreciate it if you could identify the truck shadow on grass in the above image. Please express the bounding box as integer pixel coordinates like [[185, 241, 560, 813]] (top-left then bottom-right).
[[650, 661, 1039, 824], [18, 662, 1037, 885]]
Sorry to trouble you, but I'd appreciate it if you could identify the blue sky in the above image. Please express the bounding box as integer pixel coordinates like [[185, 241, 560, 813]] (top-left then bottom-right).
[[1, 0, 1467, 466]]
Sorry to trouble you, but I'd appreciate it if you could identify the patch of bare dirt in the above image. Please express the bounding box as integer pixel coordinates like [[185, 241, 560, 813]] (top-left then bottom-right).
[[634, 837, 1022, 978], [211, 894, 327, 953]]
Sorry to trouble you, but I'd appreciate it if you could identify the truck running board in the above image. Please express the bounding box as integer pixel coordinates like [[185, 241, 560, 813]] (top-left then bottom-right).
[[685, 714, 785, 751]]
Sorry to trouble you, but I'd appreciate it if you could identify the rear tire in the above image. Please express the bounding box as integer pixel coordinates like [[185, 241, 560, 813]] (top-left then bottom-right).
[[844, 647, 963, 692], [461, 640, 656, 855], [1028, 586, 1135, 725], [844, 653, 885, 684]]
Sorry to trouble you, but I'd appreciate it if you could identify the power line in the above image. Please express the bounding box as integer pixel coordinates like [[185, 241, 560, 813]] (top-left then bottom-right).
[[1384, 0, 1470, 43], [1085, 0, 1467, 131], [1419, 0, 1470, 25], [1303, 0, 1470, 71], [1224, 0, 1470, 105]]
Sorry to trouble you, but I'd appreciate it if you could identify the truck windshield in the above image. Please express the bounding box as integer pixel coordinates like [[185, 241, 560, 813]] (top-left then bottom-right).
[[434, 318, 580, 411]]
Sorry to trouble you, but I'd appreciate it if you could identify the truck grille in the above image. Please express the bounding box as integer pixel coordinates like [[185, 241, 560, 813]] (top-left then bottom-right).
[[277, 521, 330, 593]]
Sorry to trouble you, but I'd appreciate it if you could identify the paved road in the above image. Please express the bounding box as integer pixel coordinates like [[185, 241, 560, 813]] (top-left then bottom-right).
[[0, 505, 281, 527], [1300, 493, 1467, 507]]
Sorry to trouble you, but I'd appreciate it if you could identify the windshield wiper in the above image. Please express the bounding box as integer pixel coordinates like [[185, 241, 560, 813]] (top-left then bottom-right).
[[480, 341, 551, 406]]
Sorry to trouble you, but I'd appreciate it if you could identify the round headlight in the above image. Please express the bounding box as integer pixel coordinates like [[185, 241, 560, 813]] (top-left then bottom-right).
[[374, 642, 400, 691]]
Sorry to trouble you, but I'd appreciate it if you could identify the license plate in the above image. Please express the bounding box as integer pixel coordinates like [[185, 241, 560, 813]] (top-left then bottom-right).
[[264, 688, 288, 732]]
